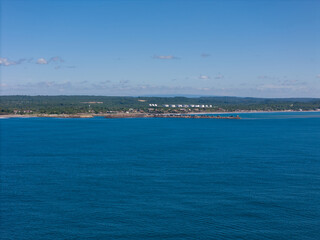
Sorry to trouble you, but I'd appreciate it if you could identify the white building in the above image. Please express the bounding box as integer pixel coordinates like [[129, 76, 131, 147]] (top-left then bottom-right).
[[156, 103, 213, 108]]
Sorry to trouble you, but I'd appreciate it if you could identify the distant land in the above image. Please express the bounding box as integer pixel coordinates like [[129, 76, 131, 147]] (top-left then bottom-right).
[[0, 96, 320, 117]]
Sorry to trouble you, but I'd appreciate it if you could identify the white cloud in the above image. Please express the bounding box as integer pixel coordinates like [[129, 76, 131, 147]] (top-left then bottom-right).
[[0, 56, 66, 66], [0, 58, 11, 66], [37, 57, 65, 65], [36, 58, 48, 64], [0, 57, 26, 66], [199, 75, 210, 80], [153, 55, 178, 60]]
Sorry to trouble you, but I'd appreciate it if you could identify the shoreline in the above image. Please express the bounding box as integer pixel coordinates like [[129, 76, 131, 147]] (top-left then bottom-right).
[[190, 110, 320, 115], [0, 114, 94, 119], [0, 110, 319, 119]]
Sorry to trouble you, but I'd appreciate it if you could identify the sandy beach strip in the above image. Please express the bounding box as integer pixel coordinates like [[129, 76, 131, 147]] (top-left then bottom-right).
[[0, 110, 319, 119]]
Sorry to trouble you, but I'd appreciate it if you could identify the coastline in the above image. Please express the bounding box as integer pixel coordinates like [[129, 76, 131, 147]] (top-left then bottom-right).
[[1, 110, 319, 119], [0, 114, 94, 119], [190, 110, 320, 115]]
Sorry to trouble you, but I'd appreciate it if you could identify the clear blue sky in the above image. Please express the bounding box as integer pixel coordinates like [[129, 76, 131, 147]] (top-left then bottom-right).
[[1, 0, 319, 97]]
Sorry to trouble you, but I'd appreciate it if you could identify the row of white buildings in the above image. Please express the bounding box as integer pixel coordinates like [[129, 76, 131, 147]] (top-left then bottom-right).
[[149, 104, 213, 108]]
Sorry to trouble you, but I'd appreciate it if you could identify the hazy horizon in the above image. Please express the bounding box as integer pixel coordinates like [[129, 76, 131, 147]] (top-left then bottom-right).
[[1, 94, 320, 100], [1, 0, 319, 97]]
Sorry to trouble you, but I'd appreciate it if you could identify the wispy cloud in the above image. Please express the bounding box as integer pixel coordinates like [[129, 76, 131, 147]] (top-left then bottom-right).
[[257, 84, 299, 90], [153, 55, 179, 60], [198, 74, 224, 80], [316, 74, 320, 78], [54, 65, 76, 70], [49, 56, 64, 63], [1, 81, 74, 94], [201, 53, 211, 58], [0, 56, 67, 66], [257, 75, 277, 80], [36, 56, 64, 65], [199, 75, 210, 80], [0, 57, 26, 66], [214, 74, 224, 80], [119, 80, 130, 84], [257, 79, 308, 91], [2, 80, 319, 97]]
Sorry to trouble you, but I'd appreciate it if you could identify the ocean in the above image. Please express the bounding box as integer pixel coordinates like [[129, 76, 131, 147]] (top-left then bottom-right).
[[1, 112, 320, 239]]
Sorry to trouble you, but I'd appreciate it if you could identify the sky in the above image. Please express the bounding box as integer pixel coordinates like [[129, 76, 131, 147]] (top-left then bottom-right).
[[1, 0, 319, 97]]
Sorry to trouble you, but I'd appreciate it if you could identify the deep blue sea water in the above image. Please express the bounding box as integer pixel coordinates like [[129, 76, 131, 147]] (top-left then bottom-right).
[[1, 112, 320, 240]]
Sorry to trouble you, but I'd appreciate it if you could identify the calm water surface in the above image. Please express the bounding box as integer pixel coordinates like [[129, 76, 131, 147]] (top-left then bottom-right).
[[1, 113, 320, 239]]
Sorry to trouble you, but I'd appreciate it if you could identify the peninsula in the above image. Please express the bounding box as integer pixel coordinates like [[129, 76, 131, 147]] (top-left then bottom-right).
[[0, 96, 319, 118]]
